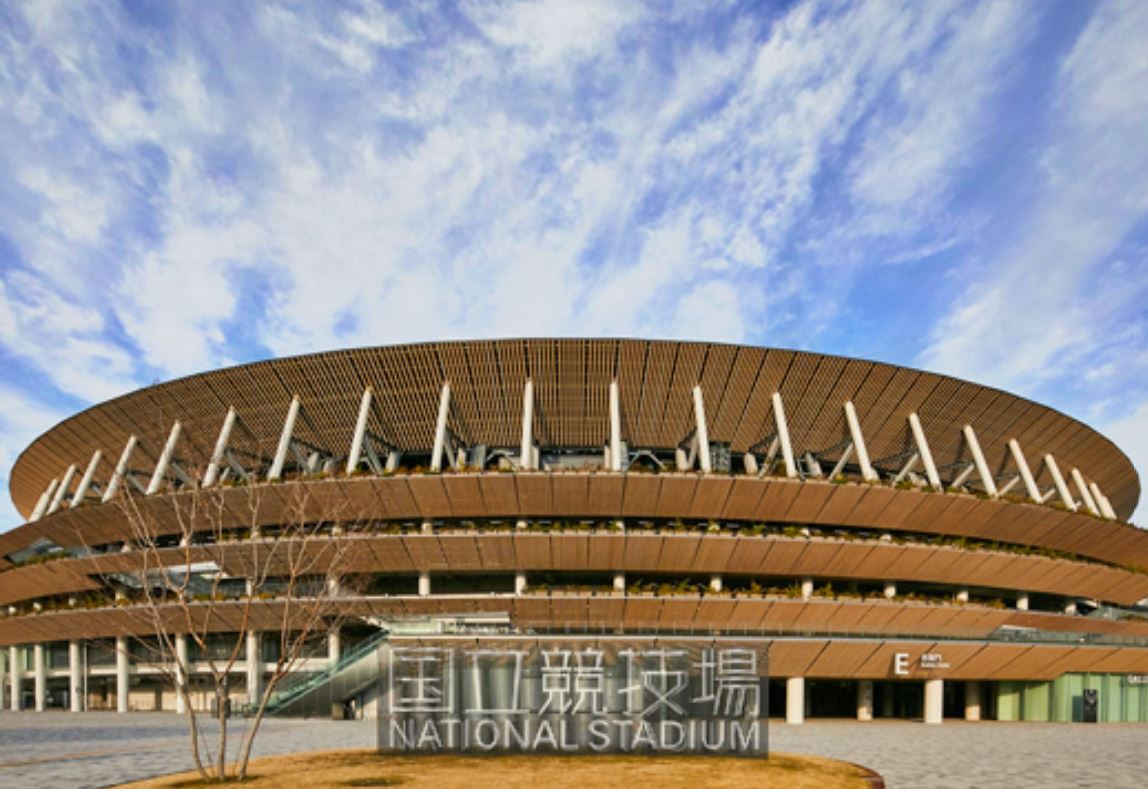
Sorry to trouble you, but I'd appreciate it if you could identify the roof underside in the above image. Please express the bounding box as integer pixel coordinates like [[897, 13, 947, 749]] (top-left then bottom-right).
[[8, 339, 1140, 520]]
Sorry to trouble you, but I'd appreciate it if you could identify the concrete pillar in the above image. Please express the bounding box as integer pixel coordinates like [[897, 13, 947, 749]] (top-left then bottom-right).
[[1016, 592, 1029, 611], [857, 680, 873, 721], [115, 637, 129, 713], [884, 581, 897, 599], [9, 646, 21, 711], [33, 644, 46, 711], [0, 646, 6, 710], [956, 588, 969, 603], [614, 573, 626, 593], [69, 641, 83, 712], [418, 572, 431, 597], [800, 578, 814, 600], [175, 635, 188, 715], [515, 572, 527, 595], [421, 520, 433, 535], [965, 681, 982, 721], [924, 678, 943, 725], [246, 631, 262, 706], [710, 575, 722, 593], [786, 677, 805, 725], [328, 628, 341, 663], [1064, 600, 1077, 615]]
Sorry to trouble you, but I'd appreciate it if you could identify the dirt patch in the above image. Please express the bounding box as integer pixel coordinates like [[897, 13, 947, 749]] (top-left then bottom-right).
[[119, 749, 875, 788]]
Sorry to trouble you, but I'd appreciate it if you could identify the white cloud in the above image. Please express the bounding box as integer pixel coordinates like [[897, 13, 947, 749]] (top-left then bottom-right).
[[0, 383, 71, 531], [1099, 399, 1148, 527], [920, 0, 1148, 394]]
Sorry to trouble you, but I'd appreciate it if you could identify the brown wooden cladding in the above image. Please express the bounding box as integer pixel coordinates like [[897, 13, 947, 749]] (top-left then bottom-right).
[[8, 475, 1148, 579], [3, 596, 1147, 680], [6, 531, 1148, 609], [8, 340, 1139, 520]]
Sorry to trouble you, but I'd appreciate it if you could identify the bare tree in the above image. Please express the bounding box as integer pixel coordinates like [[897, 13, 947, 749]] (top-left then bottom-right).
[[78, 479, 362, 782]]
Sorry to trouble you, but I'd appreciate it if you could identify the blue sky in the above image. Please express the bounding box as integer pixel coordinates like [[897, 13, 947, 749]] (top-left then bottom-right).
[[1, 0, 1147, 528]]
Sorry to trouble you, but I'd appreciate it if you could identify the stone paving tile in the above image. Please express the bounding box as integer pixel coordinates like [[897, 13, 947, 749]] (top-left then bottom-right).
[[1, 712, 1146, 788]]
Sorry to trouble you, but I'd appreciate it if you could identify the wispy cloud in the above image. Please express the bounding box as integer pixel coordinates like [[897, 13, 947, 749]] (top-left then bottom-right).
[[1, 1, 1146, 524]]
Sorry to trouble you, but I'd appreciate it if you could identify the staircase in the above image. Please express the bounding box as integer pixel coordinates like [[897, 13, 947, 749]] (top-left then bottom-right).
[[261, 628, 389, 717]]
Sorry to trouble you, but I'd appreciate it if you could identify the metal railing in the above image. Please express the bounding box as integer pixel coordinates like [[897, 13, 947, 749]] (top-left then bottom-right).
[[254, 629, 390, 716]]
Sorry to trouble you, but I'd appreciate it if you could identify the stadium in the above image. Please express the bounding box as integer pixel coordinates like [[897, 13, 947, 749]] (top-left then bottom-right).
[[2, 338, 1148, 727]]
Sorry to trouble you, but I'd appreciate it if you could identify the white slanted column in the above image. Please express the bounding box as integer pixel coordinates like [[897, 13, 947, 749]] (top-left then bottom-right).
[[693, 385, 712, 473], [102, 435, 139, 503], [1043, 455, 1076, 510], [962, 425, 997, 497], [515, 572, 527, 595], [924, 679, 944, 724], [786, 677, 805, 725], [844, 401, 877, 482], [908, 413, 942, 490], [418, 572, 431, 597], [857, 680, 873, 721], [267, 397, 301, 482], [33, 644, 46, 712], [47, 464, 78, 515], [9, 646, 21, 711], [69, 640, 83, 712], [1016, 592, 1030, 611], [174, 635, 188, 715], [70, 450, 103, 509], [1008, 440, 1042, 503], [772, 392, 797, 478], [1090, 483, 1117, 520], [345, 389, 373, 476], [609, 380, 623, 472], [1071, 469, 1099, 515], [146, 421, 183, 495], [801, 578, 814, 600], [246, 631, 262, 706], [520, 380, 535, 470], [965, 681, 982, 721], [203, 407, 238, 487], [30, 478, 60, 522], [430, 383, 451, 473], [115, 636, 130, 713]]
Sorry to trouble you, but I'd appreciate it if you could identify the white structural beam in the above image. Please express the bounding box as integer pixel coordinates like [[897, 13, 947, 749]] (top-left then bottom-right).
[[892, 453, 919, 485], [908, 412, 942, 490], [1007, 439, 1042, 503], [829, 444, 854, 480], [69, 640, 83, 712], [30, 478, 59, 522], [1091, 483, 1117, 520], [102, 435, 139, 503], [786, 677, 805, 725], [772, 392, 797, 478], [47, 464, 77, 515], [203, 407, 238, 487], [520, 380, 535, 471], [345, 389, 373, 476], [9, 646, 21, 711], [115, 636, 129, 713], [430, 382, 451, 473], [1043, 455, 1076, 510], [609, 380, 623, 472], [70, 450, 104, 509], [951, 463, 977, 489], [175, 634, 189, 715], [267, 397, 301, 482], [147, 421, 183, 495], [1071, 468, 1099, 515], [33, 644, 45, 711], [962, 425, 997, 497], [693, 385, 711, 473], [844, 401, 876, 482]]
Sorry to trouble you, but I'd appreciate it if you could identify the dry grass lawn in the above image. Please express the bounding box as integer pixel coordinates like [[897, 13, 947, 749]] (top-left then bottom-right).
[[120, 749, 874, 789]]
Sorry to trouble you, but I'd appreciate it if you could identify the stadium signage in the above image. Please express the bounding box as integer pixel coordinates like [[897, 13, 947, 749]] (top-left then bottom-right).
[[378, 639, 769, 755]]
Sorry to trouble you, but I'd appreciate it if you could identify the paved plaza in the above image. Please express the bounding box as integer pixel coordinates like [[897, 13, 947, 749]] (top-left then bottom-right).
[[0, 712, 1145, 788]]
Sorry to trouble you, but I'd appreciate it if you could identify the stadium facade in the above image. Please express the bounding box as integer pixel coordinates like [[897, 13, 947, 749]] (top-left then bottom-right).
[[2, 338, 1148, 725]]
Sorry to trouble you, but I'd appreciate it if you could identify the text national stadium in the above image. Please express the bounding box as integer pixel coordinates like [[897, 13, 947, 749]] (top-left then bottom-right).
[[3, 338, 1148, 745]]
